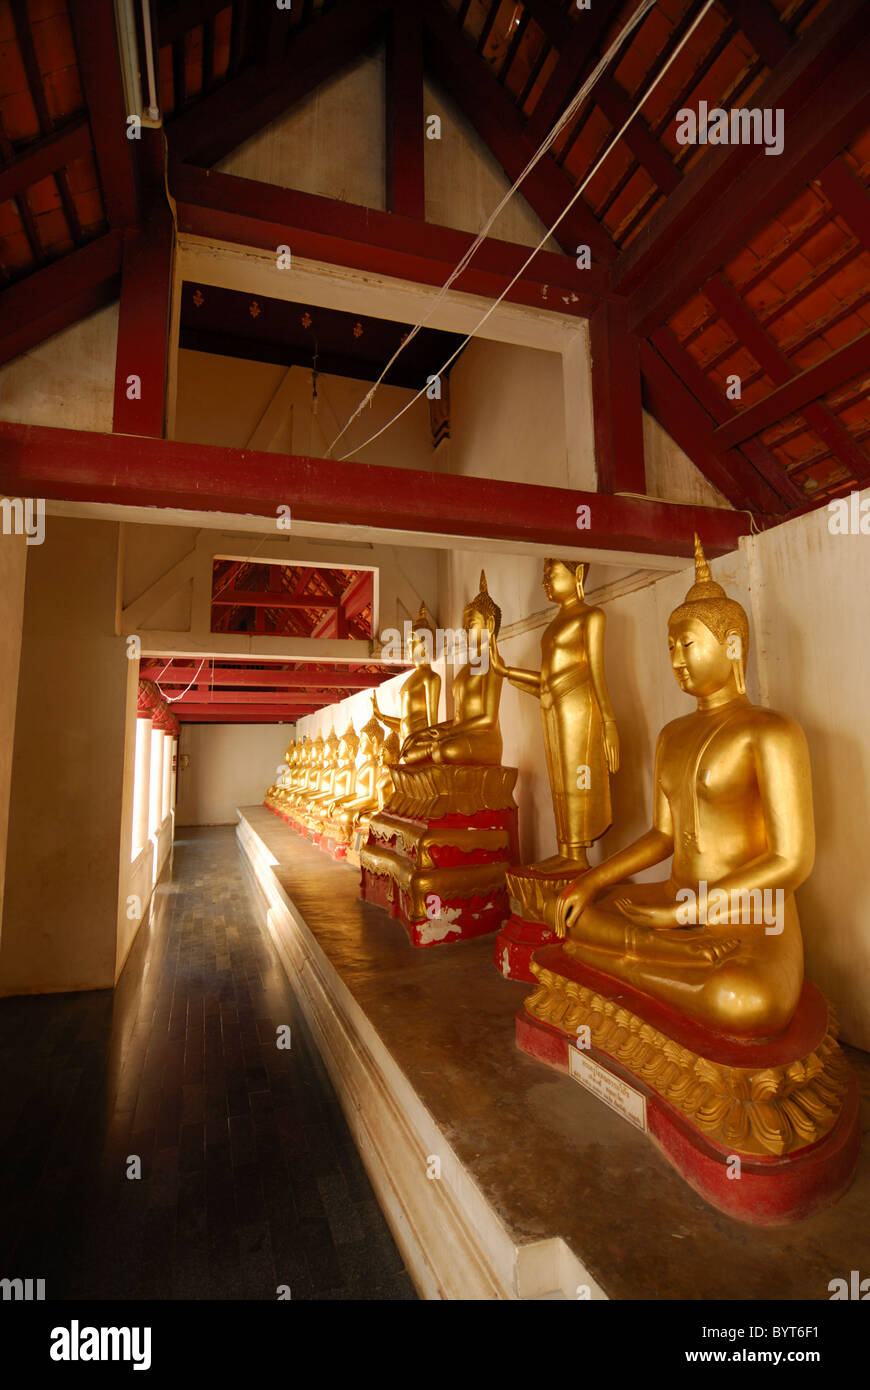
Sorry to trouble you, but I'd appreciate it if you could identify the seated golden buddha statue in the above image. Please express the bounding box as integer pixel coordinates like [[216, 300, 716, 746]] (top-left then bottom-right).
[[266, 738, 296, 808], [554, 537, 812, 1039], [298, 728, 340, 827], [372, 602, 441, 759], [285, 733, 323, 810], [325, 717, 382, 826], [401, 572, 504, 767], [305, 724, 359, 841]]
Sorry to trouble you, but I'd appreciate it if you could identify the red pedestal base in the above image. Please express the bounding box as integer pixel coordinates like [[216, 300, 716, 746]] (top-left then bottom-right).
[[361, 867, 509, 948], [494, 913, 558, 981], [516, 949, 860, 1225]]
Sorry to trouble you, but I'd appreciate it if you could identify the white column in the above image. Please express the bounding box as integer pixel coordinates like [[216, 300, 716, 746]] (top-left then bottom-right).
[[149, 728, 164, 837], [170, 737, 178, 810], [131, 715, 152, 858], [161, 734, 172, 822]]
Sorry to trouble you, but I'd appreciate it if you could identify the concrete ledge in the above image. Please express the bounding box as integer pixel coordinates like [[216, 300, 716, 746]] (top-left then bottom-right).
[[236, 806, 870, 1303], [237, 808, 598, 1300]]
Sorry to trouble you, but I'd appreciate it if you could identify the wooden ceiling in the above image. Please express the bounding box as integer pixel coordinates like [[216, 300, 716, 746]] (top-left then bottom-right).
[[1, 0, 869, 527]]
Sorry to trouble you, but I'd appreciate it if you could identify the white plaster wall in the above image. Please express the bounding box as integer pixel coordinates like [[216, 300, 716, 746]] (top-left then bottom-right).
[[448, 339, 569, 486], [0, 303, 118, 432], [174, 351, 434, 470], [0, 516, 128, 994], [643, 411, 732, 508], [424, 78, 559, 251], [176, 723, 296, 825], [0, 531, 27, 941], [217, 50, 386, 210]]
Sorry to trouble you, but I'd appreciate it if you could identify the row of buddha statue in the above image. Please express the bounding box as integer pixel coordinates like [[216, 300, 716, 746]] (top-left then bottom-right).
[[262, 546, 858, 1220]]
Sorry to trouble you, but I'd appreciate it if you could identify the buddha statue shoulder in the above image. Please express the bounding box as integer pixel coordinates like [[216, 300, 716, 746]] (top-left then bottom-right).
[[555, 536, 814, 1039]]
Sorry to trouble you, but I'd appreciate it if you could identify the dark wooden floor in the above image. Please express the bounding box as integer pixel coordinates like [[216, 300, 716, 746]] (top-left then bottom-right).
[[0, 825, 416, 1301]]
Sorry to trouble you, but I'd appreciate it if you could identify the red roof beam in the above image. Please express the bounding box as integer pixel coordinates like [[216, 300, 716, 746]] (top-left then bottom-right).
[[0, 422, 752, 560]]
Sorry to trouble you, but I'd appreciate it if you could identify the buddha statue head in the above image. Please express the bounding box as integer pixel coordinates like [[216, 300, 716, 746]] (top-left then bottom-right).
[[380, 730, 400, 768], [463, 570, 501, 638], [544, 557, 589, 605], [360, 713, 383, 759], [668, 535, 750, 700], [338, 722, 359, 763], [409, 601, 437, 666]]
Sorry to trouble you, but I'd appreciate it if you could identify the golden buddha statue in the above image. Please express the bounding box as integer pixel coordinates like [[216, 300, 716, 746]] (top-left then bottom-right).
[[372, 602, 441, 761], [325, 717, 381, 825], [554, 536, 812, 1039], [265, 738, 296, 809], [342, 726, 398, 868], [402, 572, 504, 767], [299, 728, 339, 825], [286, 733, 323, 809], [491, 558, 618, 873], [361, 573, 519, 944]]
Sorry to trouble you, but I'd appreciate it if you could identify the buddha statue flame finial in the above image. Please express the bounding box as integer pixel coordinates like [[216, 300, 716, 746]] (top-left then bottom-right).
[[669, 533, 749, 662]]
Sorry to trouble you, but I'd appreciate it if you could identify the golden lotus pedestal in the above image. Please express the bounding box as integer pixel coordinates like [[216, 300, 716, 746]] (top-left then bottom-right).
[[359, 764, 519, 947], [517, 944, 861, 1224], [494, 866, 572, 981]]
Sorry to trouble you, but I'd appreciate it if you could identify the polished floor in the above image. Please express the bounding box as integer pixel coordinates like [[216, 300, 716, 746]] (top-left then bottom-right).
[[0, 825, 416, 1300]]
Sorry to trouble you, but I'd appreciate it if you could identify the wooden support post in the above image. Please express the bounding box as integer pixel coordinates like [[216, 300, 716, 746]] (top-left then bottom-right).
[[590, 301, 645, 495], [386, 7, 425, 219]]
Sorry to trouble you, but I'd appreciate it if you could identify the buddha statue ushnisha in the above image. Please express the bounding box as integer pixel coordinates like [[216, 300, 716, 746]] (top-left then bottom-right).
[[402, 571, 503, 767], [555, 536, 813, 1039], [372, 602, 441, 761]]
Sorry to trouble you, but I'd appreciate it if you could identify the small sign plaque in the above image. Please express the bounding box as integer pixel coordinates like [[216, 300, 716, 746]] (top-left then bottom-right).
[[569, 1048, 648, 1133]]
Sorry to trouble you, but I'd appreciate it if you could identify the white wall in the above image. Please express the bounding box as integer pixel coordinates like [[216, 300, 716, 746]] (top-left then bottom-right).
[[0, 304, 118, 432], [176, 723, 296, 824]]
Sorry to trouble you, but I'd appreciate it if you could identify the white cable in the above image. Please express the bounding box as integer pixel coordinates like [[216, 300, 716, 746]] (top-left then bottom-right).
[[334, 0, 715, 465], [157, 658, 207, 704], [325, 0, 657, 458]]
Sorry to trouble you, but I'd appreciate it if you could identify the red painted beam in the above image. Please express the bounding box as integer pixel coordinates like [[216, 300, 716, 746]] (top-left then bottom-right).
[[341, 571, 373, 621], [818, 157, 870, 254], [0, 232, 123, 366], [589, 300, 645, 494], [704, 273, 870, 486], [167, 0, 391, 166], [171, 164, 611, 310], [176, 707, 316, 723], [139, 665, 397, 688], [639, 340, 787, 515], [169, 689, 339, 705], [593, 77, 681, 195], [718, 0, 794, 68], [0, 422, 753, 559], [651, 319, 806, 509], [212, 591, 340, 610], [0, 118, 91, 204], [386, 6, 425, 220], [69, 0, 139, 227], [618, 0, 870, 331], [714, 329, 870, 450], [421, 0, 615, 265], [524, 0, 623, 147], [113, 131, 173, 436]]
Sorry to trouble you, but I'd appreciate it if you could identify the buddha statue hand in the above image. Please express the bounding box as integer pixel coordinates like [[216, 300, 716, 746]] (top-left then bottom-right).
[[603, 718, 620, 774], [554, 871, 599, 938], [488, 631, 507, 678]]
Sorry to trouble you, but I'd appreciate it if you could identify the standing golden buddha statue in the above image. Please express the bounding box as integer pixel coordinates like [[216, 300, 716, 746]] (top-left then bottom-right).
[[490, 558, 619, 980], [372, 602, 441, 758], [517, 537, 859, 1223], [361, 572, 519, 946]]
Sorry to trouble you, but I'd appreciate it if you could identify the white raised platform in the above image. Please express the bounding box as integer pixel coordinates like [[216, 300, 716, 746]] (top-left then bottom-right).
[[237, 806, 870, 1303], [237, 807, 599, 1300]]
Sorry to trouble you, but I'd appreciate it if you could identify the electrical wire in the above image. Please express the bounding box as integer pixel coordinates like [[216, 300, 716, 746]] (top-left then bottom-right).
[[330, 0, 716, 465], [325, 0, 658, 459]]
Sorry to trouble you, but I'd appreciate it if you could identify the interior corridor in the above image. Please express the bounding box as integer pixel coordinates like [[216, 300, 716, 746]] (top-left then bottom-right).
[[0, 826, 415, 1301]]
